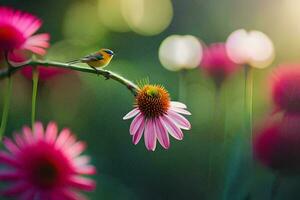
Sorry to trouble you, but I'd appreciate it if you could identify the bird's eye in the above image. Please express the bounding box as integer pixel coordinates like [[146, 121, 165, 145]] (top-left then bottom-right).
[[104, 49, 114, 55]]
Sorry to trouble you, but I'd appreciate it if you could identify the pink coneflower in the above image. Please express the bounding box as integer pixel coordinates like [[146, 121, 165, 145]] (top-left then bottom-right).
[[270, 65, 300, 114], [254, 115, 300, 173], [200, 43, 239, 87], [0, 122, 96, 199], [123, 84, 191, 151], [0, 7, 49, 55]]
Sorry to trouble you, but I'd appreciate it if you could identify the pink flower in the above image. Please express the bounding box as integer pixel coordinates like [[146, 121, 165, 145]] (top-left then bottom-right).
[[254, 115, 300, 173], [8, 50, 70, 80], [200, 43, 239, 87], [123, 84, 191, 151], [0, 122, 96, 199], [270, 65, 300, 114], [0, 7, 49, 55]]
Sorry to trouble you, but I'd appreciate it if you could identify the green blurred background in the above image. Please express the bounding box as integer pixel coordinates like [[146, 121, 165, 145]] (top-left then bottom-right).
[[1, 0, 300, 199]]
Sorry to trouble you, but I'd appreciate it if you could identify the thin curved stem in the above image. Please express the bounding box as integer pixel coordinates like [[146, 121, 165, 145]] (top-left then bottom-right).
[[31, 67, 39, 130], [0, 60, 139, 96]]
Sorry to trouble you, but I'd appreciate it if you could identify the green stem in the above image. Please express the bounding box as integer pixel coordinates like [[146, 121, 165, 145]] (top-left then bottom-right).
[[31, 67, 39, 130], [0, 77, 12, 140], [179, 70, 187, 101], [0, 60, 139, 96], [244, 65, 253, 149]]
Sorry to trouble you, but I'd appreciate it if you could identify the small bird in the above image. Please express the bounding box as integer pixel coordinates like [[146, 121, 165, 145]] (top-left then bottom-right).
[[67, 48, 114, 73]]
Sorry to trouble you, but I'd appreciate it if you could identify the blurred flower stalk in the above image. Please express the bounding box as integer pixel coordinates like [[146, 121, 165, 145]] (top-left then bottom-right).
[[226, 29, 274, 148], [159, 35, 202, 100]]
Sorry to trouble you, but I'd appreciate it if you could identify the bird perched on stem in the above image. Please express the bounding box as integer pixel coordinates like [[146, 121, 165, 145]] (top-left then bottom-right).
[[67, 48, 114, 74]]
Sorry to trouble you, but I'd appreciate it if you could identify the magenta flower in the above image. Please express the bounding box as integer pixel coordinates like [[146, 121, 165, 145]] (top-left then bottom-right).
[[123, 84, 191, 151], [254, 115, 300, 173], [200, 43, 239, 87], [0, 7, 49, 55], [270, 65, 300, 114], [0, 122, 96, 199]]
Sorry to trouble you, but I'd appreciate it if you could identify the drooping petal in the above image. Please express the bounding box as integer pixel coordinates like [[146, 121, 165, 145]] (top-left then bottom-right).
[[167, 110, 191, 130], [132, 120, 145, 145], [123, 108, 140, 120], [155, 118, 170, 149], [170, 106, 191, 115], [129, 113, 144, 135], [144, 119, 157, 151], [67, 176, 96, 191], [170, 101, 187, 109], [160, 115, 183, 140]]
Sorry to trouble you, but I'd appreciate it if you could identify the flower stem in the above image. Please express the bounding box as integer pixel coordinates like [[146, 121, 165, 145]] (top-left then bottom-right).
[[244, 65, 253, 150], [0, 77, 12, 140], [0, 60, 139, 96], [31, 67, 39, 130], [179, 70, 187, 101]]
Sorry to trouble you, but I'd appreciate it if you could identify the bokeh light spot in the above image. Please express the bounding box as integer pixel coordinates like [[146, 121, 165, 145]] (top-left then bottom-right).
[[121, 0, 173, 36]]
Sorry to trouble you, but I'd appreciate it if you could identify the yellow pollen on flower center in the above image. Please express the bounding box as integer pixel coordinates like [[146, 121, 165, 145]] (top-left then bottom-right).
[[136, 85, 170, 118]]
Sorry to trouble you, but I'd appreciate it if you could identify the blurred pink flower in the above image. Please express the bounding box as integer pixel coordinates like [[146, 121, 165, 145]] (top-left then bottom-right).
[[200, 43, 239, 87], [0, 7, 49, 55], [254, 115, 300, 173], [8, 50, 70, 80], [270, 65, 300, 114], [0, 122, 96, 199], [123, 85, 191, 151]]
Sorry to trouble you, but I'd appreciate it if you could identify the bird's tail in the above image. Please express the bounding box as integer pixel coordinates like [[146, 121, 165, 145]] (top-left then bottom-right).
[[66, 59, 81, 64]]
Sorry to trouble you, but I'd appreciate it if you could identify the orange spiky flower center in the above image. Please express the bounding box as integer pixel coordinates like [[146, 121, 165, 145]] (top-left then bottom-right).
[[136, 85, 170, 118]]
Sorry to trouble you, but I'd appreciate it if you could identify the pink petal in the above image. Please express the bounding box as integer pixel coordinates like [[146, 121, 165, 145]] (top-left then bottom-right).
[[0, 170, 23, 180], [67, 142, 86, 158], [60, 189, 88, 200], [0, 151, 20, 167], [132, 120, 145, 145], [34, 122, 44, 140], [167, 110, 191, 130], [25, 33, 50, 48], [68, 176, 96, 191], [170, 107, 191, 115], [144, 119, 156, 151], [75, 165, 96, 175], [74, 156, 91, 166], [23, 18, 42, 37], [22, 126, 34, 144], [45, 122, 58, 143], [3, 137, 19, 154], [55, 128, 71, 148], [23, 45, 46, 55], [129, 113, 144, 135], [160, 115, 183, 140], [123, 108, 140, 120], [155, 118, 170, 149], [170, 101, 187, 109]]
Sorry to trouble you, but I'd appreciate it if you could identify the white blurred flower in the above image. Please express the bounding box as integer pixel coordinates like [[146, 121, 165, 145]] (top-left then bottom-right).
[[226, 29, 274, 69], [159, 35, 203, 71]]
